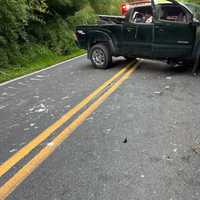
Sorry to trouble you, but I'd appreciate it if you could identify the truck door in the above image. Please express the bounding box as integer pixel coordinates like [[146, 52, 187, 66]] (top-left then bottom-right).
[[123, 6, 154, 57], [153, 3, 195, 58]]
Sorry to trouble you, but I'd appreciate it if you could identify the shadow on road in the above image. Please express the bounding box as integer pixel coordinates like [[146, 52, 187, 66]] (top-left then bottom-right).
[[83, 57, 130, 71], [138, 59, 193, 76], [83, 57, 195, 77]]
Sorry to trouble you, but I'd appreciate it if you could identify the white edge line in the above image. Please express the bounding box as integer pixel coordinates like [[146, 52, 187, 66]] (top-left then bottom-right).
[[0, 54, 86, 87]]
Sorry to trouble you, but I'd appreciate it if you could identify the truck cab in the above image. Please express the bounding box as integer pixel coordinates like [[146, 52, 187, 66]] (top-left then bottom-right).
[[121, 0, 151, 15], [123, 0, 195, 59]]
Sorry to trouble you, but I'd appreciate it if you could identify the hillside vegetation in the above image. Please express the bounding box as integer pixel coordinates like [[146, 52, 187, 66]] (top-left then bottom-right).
[[0, 0, 120, 71]]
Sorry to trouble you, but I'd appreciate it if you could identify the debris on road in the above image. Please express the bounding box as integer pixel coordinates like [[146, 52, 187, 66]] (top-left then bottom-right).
[[173, 148, 178, 153], [47, 142, 54, 146], [166, 76, 172, 80], [0, 105, 7, 110], [19, 142, 26, 147], [123, 137, 128, 143], [18, 82, 27, 86], [64, 105, 71, 109], [1, 92, 8, 96], [9, 148, 17, 153], [62, 96, 70, 100], [35, 104, 47, 113], [87, 117, 94, 121], [162, 155, 173, 161], [36, 75, 49, 78], [29, 103, 48, 113], [30, 78, 42, 81], [153, 91, 162, 95], [165, 85, 170, 90], [30, 123, 35, 127], [192, 144, 200, 154], [106, 128, 111, 133]]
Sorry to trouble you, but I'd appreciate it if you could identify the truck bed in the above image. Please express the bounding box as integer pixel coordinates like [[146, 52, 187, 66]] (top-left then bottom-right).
[[98, 15, 125, 24]]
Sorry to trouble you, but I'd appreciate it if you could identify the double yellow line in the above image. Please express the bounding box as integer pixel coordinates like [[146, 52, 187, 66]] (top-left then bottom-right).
[[0, 60, 140, 200]]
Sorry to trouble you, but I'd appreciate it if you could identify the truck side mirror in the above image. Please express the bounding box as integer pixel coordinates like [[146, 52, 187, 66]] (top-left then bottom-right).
[[132, 12, 144, 23], [191, 20, 200, 26]]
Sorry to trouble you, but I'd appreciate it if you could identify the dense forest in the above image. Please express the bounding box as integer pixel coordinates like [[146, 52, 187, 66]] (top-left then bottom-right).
[[0, 0, 120, 69], [0, 0, 200, 71]]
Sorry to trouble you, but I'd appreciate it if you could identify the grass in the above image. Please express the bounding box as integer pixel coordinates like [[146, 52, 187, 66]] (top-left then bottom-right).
[[0, 49, 86, 84]]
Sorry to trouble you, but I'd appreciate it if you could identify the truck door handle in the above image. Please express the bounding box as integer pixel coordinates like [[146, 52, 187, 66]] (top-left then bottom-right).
[[135, 28, 138, 39], [127, 28, 134, 32], [155, 26, 165, 32], [159, 28, 165, 32]]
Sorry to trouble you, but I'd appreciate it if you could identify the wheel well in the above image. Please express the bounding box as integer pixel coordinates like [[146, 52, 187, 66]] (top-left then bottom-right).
[[89, 41, 109, 48], [88, 41, 111, 57]]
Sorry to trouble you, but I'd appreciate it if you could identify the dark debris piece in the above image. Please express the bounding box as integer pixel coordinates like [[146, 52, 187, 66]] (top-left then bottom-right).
[[192, 144, 200, 154], [123, 137, 128, 144]]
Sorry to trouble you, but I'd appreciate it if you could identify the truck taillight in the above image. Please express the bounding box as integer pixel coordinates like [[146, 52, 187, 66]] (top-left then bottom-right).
[[121, 3, 130, 16]]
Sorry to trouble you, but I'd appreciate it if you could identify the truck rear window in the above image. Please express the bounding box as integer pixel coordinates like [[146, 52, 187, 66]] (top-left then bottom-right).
[[159, 5, 187, 23]]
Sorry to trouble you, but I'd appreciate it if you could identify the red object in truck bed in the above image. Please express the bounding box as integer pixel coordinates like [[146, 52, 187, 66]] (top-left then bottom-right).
[[128, 0, 151, 4], [121, 0, 151, 15]]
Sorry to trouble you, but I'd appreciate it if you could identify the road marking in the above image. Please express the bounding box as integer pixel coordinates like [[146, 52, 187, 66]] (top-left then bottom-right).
[[0, 54, 86, 87], [0, 61, 135, 178], [0, 61, 140, 200]]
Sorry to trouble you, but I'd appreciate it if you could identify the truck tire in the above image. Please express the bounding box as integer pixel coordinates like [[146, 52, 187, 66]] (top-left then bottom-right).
[[183, 60, 194, 68], [89, 44, 112, 69]]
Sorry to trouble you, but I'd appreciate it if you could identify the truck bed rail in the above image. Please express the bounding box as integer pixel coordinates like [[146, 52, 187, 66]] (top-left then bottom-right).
[[98, 15, 125, 24]]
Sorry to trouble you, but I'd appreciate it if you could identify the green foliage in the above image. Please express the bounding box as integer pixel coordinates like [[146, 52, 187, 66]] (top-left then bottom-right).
[[42, 17, 75, 54], [0, 48, 8, 67], [110, 0, 121, 15], [28, 0, 47, 14], [0, 0, 28, 42], [68, 6, 97, 30], [89, 0, 121, 14], [0, 47, 85, 83], [16, 43, 57, 67], [0, 0, 121, 69], [184, 2, 200, 20], [183, 0, 200, 5]]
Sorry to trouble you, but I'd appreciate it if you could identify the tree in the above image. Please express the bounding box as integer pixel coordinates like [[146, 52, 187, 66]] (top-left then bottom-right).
[[0, 0, 28, 43]]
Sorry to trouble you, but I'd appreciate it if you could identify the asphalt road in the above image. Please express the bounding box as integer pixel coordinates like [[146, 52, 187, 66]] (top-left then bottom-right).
[[0, 55, 200, 200]]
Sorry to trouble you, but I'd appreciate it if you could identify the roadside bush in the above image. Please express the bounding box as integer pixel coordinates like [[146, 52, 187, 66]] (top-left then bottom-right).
[[185, 3, 200, 20], [0, 0, 121, 69], [0, 49, 8, 68], [67, 6, 97, 30], [18, 43, 56, 66], [43, 17, 76, 54], [28, 16, 75, 54], [0, 0, 28, 42], [89, 0, 121, 14]]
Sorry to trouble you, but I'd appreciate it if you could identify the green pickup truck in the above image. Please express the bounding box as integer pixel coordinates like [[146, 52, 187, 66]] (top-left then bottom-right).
[[76, 0, 200, 73]]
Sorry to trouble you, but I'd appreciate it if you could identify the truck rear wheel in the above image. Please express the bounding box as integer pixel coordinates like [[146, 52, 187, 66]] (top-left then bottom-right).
[[89, 44, 112, 69]]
